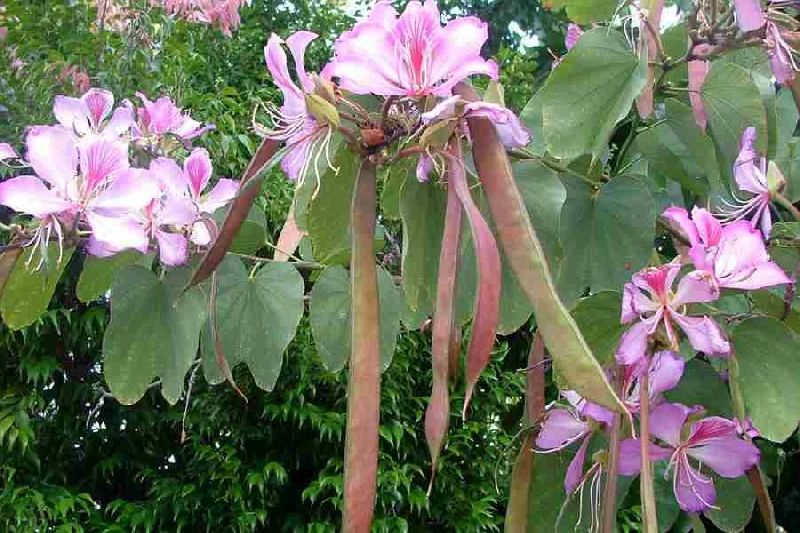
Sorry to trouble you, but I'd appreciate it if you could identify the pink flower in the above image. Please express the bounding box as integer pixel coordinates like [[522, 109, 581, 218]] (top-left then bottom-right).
[[617, 262, 730, 365], [323, 0, 498, 97], [0, 143, 18, 161], [149, 148, 237, 248], [688, 44, 711, 132], [263, 31, 335, 183], [53, 87, 134, 137], [663, 206, 790, 290], [621, 350, 685, 413], [620, 403, 760, 513], [0, 127, 157, 260], [134, 92, 213, 141], [536, 390, 613, 494], [766, 21, 798, 85], [715, 127, 777, 237], [421, 95, 531, 148], [565, 23, 584, 50], [733, 0, 765, 32]]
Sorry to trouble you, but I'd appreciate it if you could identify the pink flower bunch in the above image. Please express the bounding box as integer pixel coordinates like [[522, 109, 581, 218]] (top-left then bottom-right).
[[0, 88, 235, 267], [156, 0, 249, 36]]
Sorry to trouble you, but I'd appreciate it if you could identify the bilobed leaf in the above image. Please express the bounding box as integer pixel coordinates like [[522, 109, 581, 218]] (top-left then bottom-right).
[[571, 291, 624, 367], [1, 245, 75, 330], [103, 266, 206, 405], [732, 317, 800, 442], [309, 265, 403, 373], [201, 256, 304, 391], [706, 476, 756, 532], [77, 251, 146, 303], [308, 150, 359, 264], [559, 175, 656, 300], [399, 172, 447, 323], [542, 27, 647, 161], [701, 62, 768, 177]]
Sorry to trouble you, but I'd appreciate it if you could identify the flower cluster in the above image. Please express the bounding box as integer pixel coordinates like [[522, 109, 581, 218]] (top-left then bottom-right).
[[156, 0, 250, 36], [536, 125, 790, 517], [259, 0, 530, 187], [0, 88, 232, 268]]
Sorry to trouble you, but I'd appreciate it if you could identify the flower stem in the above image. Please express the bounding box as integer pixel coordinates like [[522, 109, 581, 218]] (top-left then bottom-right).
[[639, 352, 659, 533], [747, 467, 777, 533], [601, 367, 623, 533], [775, 193, 800, 222], [342, 158, 381, 533]]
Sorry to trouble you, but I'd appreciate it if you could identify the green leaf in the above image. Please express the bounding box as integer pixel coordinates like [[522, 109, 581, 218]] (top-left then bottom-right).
[[558, 175, 656, 305], [103, 266, 206, 405], [0, 245, 75, 330], [381, 158, 413, 219], [542, 27, 647, 161], [775, 89, 800, 202], [307, 151, 359, 264], [571, 291, 624, 367], [201, 257, 304, 391], [564, 0, 619, 23], [701, 62, 768, 178], [705, 476, 756, 532], [399, 177, 447, 323], [664, 359, 733, 418], [732, 317, 800, 442], [76, 251, 146, 303], [309, 265, 402, 372], [210, 206, 268, 255], [519, 90, 545, 157]]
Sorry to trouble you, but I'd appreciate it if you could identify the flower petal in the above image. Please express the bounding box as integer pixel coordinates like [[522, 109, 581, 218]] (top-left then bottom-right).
[[428, 15, 491, 87], [564, 436, 590, 494], [150, 157, 187, 196], [265, 33, 306, 108], [674, 458, 717, 513], [713, 221, 790, 290], [648, 350, 685, 398], [199, 178, 238, 213], [78, 135, 130, 192], [0, 175, 71, 217], [649, 402, 692, 447], [184, 148, 213, 199], [0, 143, 18, 161], [687, 418, 760, 478], [616, 319, 653, 366], [733, 0, 764, 32], [661, 206, 699, 247], [535, 408, 589, 451], [672, 313, 730, 357], [81, 88, 115, 129], [104, 101, 135, 137], [91, 168, 159, 211], [158, 195, 198, 227], [285, 31, 318, 93], [618, 438, 673, 476], [53, 95, 91, 134], [86, 210, 149, 252], [155, 229, 189, 267], [671, 270, 719, 307], [464, 102, 530, 148], [26, 126, 77, 194]]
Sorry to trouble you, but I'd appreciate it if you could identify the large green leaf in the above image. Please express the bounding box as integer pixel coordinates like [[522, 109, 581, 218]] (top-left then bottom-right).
[[513, 159, 565, 271], [307, 150, 359, 264], [551, 0, 619, 23], [705, 476, 755, 532], [211, 205, 268, 255], [381, 157, 414, 219], [76, 251, 147, 303], [201, 257, 304, 391], [541, 27, 647, 161], [701, 62, 768, 179], [399, 177, 447, 322], [732, 317, 800, 442], [309, 265, 402, 372], [571, 291, 624, 367], [665, 359, 733, 418], [519, 90, 545, 157], [103, 266, 206, 405], [0, 245, 75, 330], [558, 175, 655, 305]]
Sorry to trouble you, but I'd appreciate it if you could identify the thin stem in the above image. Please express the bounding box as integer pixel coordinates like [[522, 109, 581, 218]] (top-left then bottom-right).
[[747, 467, 777, 533], [601, 367, 623, 533], [229, 252, 323, 270], [614, 114, 640, 174], [775, 193, 800, 221], [639, 350, 659, 533]]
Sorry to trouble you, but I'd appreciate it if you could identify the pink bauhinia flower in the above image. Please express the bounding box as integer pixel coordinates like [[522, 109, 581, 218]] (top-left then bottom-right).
[[733, 0, 766, 32], [620, 350, 685, 413], [766, 18, 799, 85], [323, 0, 498, 97], [663, 205, 790, 290], [536, 390, 614, 494], [53, 87, 134, 137], [0, 127, 158, 263], [262, 31, 336, 184], [715, 127, 785, 237], [149, 148, 237, 247], [619, 403, 760, 513], [134, 92, 213, 141], [616, 262, 730, 365]]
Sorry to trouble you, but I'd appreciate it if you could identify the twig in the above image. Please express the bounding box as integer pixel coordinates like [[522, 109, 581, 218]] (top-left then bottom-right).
[[180, 361, 201, 443], [639, 348, 659, 532], [601, 367, 624, 533], [747, 467, 777, 533], [229, 251, 324, 270]]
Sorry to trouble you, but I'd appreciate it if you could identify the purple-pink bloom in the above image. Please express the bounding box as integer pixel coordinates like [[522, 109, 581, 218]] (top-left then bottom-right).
[[733, 0, 765, 32], [263, 31, 335, 183], [0, 143, 18, 161], [134, 92, 213, 141], [565, 23, 584, 50], [620, 403, 760, 513], [0, 127, 158, 259], [663, 206, 790, 290], [323, 0, 498, 97], [767, 21, 799, 85], [536, 390, 613, 494], [617, 262, 730, 365], [716, 127, 776, 237], [53, 87, 134, 137], [621, 350, 685, 413], [421, 95, 531, 148]]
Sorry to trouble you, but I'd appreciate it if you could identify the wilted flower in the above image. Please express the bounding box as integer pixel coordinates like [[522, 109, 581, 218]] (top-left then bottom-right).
[[323, 0, 498, 97], [54, 87, 134, 137], [663, 205, 790, 290], [617, 261, 729, 365], [619, 403, 760, 513]]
